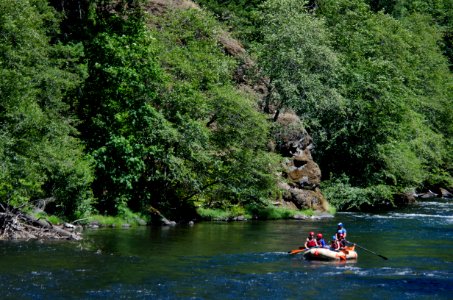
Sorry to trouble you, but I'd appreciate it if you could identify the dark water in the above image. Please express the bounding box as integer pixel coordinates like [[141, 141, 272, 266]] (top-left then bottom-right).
[[1, 198, 452, 299]]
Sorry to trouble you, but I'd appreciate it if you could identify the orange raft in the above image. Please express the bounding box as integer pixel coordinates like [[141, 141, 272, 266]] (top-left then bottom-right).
[[303, 246, 358, 261]]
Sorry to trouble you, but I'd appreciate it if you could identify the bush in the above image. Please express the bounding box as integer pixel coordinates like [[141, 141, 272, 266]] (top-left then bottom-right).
[[322, 175, 395, 211], [246, 205, 314, 220], [196, 208, 235, 221]]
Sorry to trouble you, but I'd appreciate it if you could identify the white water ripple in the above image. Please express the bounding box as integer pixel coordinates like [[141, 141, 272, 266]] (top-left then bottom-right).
[[322, 265, 452, 279], [344, 213, 453, 223]]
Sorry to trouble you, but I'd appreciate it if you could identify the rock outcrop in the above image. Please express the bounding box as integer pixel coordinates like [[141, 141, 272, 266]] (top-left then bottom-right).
[[273, 113, 328, 211]]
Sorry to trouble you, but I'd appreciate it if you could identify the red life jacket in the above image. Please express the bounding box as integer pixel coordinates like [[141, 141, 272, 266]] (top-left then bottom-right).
[[330, 241, 339, 249], [307, 239, 317, 247]]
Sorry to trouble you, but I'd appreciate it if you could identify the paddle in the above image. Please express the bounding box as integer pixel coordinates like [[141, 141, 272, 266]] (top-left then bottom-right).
[[346, 240, 388, 260], [288, 248, 305, 255], [288, 246, 319, 255], [288, 246, 306, 255]]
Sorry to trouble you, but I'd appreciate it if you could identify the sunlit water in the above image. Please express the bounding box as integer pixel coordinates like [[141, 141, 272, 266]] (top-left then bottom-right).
[[1, 198, 452, 299]]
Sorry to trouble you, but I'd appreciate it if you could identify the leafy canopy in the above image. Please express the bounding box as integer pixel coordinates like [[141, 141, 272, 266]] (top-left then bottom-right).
[[79, 4, 278, 218], [0, 0, 93, 218]]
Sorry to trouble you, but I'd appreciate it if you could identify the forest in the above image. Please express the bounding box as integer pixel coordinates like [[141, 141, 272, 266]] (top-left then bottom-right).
[[0, 0, 452, 226]]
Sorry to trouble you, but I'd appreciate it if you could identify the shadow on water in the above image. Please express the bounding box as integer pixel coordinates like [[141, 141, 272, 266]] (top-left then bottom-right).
[[0, 198, 452, 299]]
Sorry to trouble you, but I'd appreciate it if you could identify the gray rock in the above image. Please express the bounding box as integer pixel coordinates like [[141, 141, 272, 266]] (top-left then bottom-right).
[[293, 214, 308, 220], [135, 218, 147, 226], [64, 223, 76, 229], [162, 218, 176, 226], [440, 188, 453, 198]]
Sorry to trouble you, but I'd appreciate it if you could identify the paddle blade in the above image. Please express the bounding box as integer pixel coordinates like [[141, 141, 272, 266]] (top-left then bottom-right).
[[288, 249, 305, 255]]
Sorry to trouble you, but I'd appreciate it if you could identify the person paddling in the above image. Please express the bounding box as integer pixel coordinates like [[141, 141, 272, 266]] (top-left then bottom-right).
[[304, 232, 318, 249], [316, 233, 326, 248]]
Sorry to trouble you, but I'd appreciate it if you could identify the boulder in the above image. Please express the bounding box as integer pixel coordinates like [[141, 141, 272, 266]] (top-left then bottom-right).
[[394, 192, 417, 207], [286, 160, 321, 188], [440, 188, 453, 198], [233, 215, 247, 221], [293, 214, 308, 220], [279, 183, 328, 211]]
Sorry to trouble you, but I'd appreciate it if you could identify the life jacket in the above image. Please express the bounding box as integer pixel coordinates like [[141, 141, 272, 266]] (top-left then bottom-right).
[[307, 238, 317, 248], [330, 241, 339, 250]]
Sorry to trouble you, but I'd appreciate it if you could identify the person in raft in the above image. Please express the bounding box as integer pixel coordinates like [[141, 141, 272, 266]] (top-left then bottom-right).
[[338, 233, 347, 249], [316, 233, 326, 248], [304, 231, 318, 249], [330, 235, 340, 251], [336, 222, 347, 239]]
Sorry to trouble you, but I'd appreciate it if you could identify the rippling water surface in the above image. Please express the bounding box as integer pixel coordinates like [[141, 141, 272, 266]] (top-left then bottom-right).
[[1, 198, 452, 299]]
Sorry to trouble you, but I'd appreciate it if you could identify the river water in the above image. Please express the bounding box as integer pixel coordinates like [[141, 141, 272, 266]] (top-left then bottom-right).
[[1, 198, 452, 299]]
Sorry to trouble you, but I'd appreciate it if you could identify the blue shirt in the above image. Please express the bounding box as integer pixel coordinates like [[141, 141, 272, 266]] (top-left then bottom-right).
[[337, 228, 347, 235]]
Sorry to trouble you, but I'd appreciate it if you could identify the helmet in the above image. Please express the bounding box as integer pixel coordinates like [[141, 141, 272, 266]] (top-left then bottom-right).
[[332, 235, 337, 240], [309, 231, 315, 236], [338, 222, 343, 227], [317, 233, 323, 238]]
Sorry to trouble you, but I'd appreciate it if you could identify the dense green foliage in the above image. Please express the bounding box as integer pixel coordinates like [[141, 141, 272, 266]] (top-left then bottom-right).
[[201, 0, 453, 208], [366, 0, 453, 68], [1, 0, 452, 220], [78, 2, 278, 219], [257, 0, 344, 129], [318, 0, 452, 196], [193, 0, 266, 44], [0, 0, 93, 219]]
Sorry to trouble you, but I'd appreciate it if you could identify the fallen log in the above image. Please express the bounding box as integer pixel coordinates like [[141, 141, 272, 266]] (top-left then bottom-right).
[[148, 206, 176, 226], [0, 202, 82, 241], [21, 214, 82, 240]]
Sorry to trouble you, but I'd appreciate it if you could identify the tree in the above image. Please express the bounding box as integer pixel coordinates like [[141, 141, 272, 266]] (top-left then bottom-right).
[[194, 0, 266, 44], [79, 4, 278, 219], [257, 0, 344, 127], [0, 0, 93, 219], [366, 0, 453, 70], [316, 0, 453, 190]]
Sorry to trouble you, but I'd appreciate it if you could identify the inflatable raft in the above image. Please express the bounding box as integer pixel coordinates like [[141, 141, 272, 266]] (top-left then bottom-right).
[[303, 246, 358, 261]]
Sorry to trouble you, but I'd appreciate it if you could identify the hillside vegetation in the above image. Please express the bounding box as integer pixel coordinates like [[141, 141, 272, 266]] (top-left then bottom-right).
[[0, 0, 451, 223]]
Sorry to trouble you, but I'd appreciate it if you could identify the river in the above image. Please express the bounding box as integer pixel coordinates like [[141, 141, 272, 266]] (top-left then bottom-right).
[[1, 198, 452, 299]]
